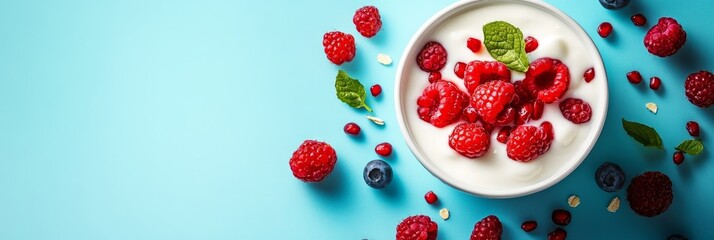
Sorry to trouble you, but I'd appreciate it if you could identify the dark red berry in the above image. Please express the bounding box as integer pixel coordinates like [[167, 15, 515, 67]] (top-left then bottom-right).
[[424, 191, 438, 204], [532, 100, 544, 120], [548, 228, 567, 240], [467, 37, 482, 53], [521, 220, 537, 232], [463, 106, 480, 123], [497, 126, 511, 143], [428, 72, 442, 83], [454, 62, 467, 79], [598, 22, 613, 38], [375, 142, 393, 156], [525, 36, 538, 53], [649, 77, 661, 90], [344, 122, 361, 135], [371, 84, 382, 96], [417, 41, 448, 72], [584, 67, 595, 83], [686, 121, 700, 137], [632, 13, 647, 26], [627, 71, 643, 84], [551, 209, 571, 226], [673, 151, 684, 165]]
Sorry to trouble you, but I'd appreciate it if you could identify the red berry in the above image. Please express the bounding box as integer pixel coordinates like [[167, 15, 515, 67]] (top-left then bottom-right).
[[289, 140, 337, 182], [375, 142, 393, 156], [424, 191, 438, 204], [449, 123, 491, 158], [645, 17, 687, 57], [673, 151, 684, 165], [516, 104, 533, 125], [523, 58, 570, 103], [521, 220, 537, 232], [512, 80, 534, 106], [344, 122, 361, 135], [353, 6, 382, 38], [532, 100, 544, 120], [540, 121, 554, 142], [370, 84, 382, 96], [463, 60, 511, 94], [470, 215, 502, 240], [686, 121, 700, 137], [472, 81, 515, 124], [417, 81, 469, 127], [583, 67, 595, 83], [396, 215, 438, 240], [627, 171, 673, 217], [497, 127, 512, 144], [548, 228, 567, 240], [685, 71, 714, 108], [428, 72, 442, 83], [494, 106, 516, 126], [649, 77, 661, 90], [322, 31, 356, 65], [524, 36, 539, 53], [551, 209, 571, 226], [467, 37, 482, 53], [631, 13, 647, 26], [627, 71, 643, 84], [506, 124, 553, 162], [462, 106, 480, 123], [559, 98, 593, 124], [598, 22, 613, 38], [417, 41, 448, 72], [454, 62, 467, 79]]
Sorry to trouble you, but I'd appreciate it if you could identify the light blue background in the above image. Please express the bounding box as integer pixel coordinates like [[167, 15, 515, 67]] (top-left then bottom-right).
[[0, 0, 712, 239]]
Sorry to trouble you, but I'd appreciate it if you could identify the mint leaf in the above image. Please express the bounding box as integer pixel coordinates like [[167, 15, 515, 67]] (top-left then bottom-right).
[[676, 139, 704, 156], [335, 70, 372, 112], [622, 118, 663, 149], [483, 21, 529, 72]]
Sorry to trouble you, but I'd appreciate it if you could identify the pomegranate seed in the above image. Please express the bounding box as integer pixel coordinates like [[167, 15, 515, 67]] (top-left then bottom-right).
[[541, 121, 554, 141], [454, 62, 466, 79], [548, 228, 567, 240], [428, 72, 442, 83], [686, 121, 700, 137], [524, 36, 539, 53], [626, 71, 643, 84], [649, 77, 661, 90], [462, 106, 480, 123], [598, 22, 613, 38], [370, 84, 382, 96], [466, 37, 482, 53], [516, 104, 533, 125], [673, 151, 685, 165], [344, 122, 361, 135], [631, 13, 647, 26], [424, 191, 438, 204], [583, 67, 595, 83], [375, 142, 393, 156], [479, 121, 495, 133], [521, 220, 537, 232], [532, 100, 544, 120], [552, 209, 571, 226], [494, 106, 516, 126], [497, 127, 512, 143]]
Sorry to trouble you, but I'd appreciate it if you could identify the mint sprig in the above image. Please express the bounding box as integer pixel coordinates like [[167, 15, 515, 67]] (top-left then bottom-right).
[[622, 118, 663, 149], [483, 21, 529, 72], [335, 70, 372, 112], [676, 139, 704, 156]]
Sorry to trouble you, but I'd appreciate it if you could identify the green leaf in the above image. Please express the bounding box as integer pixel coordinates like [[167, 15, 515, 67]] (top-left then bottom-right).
[[335, 70, 372, 112], [621, 118, 663, 149], [483, 21, 529, 72], [676, 139, 704, 156]]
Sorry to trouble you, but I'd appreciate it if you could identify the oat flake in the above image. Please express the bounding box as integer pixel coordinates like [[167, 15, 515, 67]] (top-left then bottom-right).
[[607, 196, 620, 213], [366, 115, 385, 125], [646, 102, 658, 114], [377, 53, 392, 66], [568, 195, 581, 208], [439, 208, 450, 220]]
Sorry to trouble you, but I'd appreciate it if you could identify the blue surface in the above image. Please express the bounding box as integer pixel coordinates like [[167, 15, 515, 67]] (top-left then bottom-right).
[[0, 0, 713, 239]]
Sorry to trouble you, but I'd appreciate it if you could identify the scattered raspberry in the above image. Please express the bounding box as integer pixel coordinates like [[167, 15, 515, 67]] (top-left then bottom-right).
[[523, 58, 570, 103], [289, 140, 337, 182], [627, 71, 643, 84], [375, 142, 393, 156], [322, 31, 356, 65], [516, 103, 533, 125], [396, 215, 438, 240], [548, 228, 567, 240], [353, 6, 382, 38], [521, 220, 537, 232], [551, 209, 571, 226], [532, 100, 544, 120], [649, 77, 661, 90], [686, 121, 700, 137], [506, 123, 553, 162], [454, 62, 467, 79], [344, 122, 361, 135], [449, 123, 491, 158], [524, 36, 539, 53], [559, 98, 593, 124], [472, 80, 515, 124], [684, 71, 714, 108], [494, 106, 516, 126], [496, 127, 512, 144], [467, 37, 482, 53], [583, 67, 595, 83], [463, 60, 511, 93], [428, 72, 442, 83], [425, 191, 438, 204], [462, 106, 480, 123], [470, 215, 502, 240], [371, 84, 383, 96], [673, 151, 684, 165], [417, 41, 448, 72], [627, 171, 673, 217], [417, 81, 469, 127], [632, 13, 647, 26], [645, 17, 687, 57], [598, 22, 613, 38]]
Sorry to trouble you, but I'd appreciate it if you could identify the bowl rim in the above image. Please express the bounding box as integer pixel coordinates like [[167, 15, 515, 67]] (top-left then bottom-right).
[[393, 0, 609, 198]]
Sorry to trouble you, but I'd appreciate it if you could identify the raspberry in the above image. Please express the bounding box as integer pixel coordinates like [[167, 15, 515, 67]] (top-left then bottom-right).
[[417, 41, 448, 72], [598, 22, 613, 38], [353, 6, 382, 38], [583, 67, 595, 83], [289, 140, 337, 182], [494, 106, 516, 126], [524, 36, 538, 53], [424, 191, 438, 204], [454, 62, 467, 79], [686, 121, 700, 137], [645, 17, 687, 57], [344, 122, 361, 135], [417, 81, 469, 127], [463, 60, 511, 94], [449, 123, 491, 158], [470, 215, 502, 240], [627, 171, 673, 217], [631, 13, 647, 26], [322, 31, 355, 65], [522, 58, 570, 103], [371, 84, 382, 96], [521, 221, 537, 232], [375, 142, 393, 156], [559, 98, 593, 124], [467, 37, 482, 53], [649, 77, 661, 90], [684, 71, 714, 108], [471, 81, 515, 124], [506, 123, 553, 162], [396, 215, 438, 240], [428, 72, 442, 83]]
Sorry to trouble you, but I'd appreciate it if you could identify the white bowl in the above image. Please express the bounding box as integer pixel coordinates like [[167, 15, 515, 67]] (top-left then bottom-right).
[[394, 0, 608, 198]]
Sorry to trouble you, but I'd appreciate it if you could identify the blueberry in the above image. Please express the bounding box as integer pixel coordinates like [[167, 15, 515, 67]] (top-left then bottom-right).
[[599, 0, 630, 9], [363, 160, 392, 189], [667, 234, 688, 240], [595, 162, 625, 192]]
